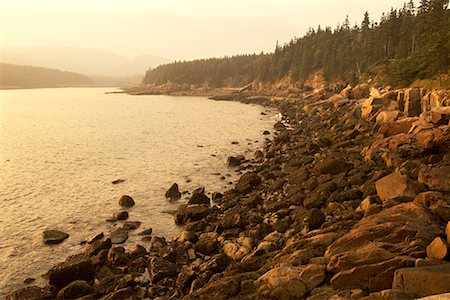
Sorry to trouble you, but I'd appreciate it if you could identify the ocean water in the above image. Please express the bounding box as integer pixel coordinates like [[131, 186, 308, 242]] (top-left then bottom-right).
[[0, 87, 278, 296]]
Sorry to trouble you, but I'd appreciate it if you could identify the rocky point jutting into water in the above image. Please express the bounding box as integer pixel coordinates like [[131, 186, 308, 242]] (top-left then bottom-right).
[[7, 82, 450, 299]]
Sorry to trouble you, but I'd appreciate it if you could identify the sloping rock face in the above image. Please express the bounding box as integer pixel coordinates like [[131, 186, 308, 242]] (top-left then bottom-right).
[[393, 264, 450, 297], [326, 202, 441, 292]]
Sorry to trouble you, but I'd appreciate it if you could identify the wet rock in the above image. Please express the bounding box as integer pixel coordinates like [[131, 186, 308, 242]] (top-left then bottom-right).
[[123, 221, 141, 230], [188, 192, 210, 206], [174, 204, 210, 225], [5, 286, 55, 300], [111, 179, 125, 185], [113, 211, 129, 221], [107, 246, 129, 266], [235, 172, 262, 194], [46, 253, 94, 288], [118, 195, 135, 207], [196, 232, 219, 255], [227, 155, 245, 167], [43, 230, 69, 244], [165, 183, 181, 200], [85, 237, 112, 256], [375, 172, 418, 202], [211, 192, 223, 202], [393, 264, 450, 297], [426, 237, 450, 260], [56, 280, 91, 300], [257, 264, 326, 299], [274, 121, 286, 131], [138, 227, 153, 235], [149, 257, 179, 283], [110, 228, 128, 244]]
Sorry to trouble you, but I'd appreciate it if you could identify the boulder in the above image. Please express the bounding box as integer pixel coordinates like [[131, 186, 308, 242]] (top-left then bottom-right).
[[376, 110, 399, 124], [165, 183, 181, 200], [426, 237, 450, 260], [235, 172, 262, 194], [313, 158, 352, 175], [188, 192, 210, 206], [113, 211, 129, 221], [378, 118, 417, 138], [227, 155, 245, 167], [118, 195, 135, 207], [56, 280, 91, 299], [257, 264, 326, 299], [109, 228, 128, 244], [149, 257, 179, 283], [326, 203, 441, 292], [46, 253, 94, 288], [404, 87, 422, 117], [223, 236, 253, 261], [43, 230, 69, 244], [375, 172, 417, 202], [174, 204, 210, 225], [5, 286, 54, 300], [196, 232, 219, 255], [418, 166, 450, 192], [361, 97, 391, 120], [393, 264, 450, 297], [304, 208, 325, 230]]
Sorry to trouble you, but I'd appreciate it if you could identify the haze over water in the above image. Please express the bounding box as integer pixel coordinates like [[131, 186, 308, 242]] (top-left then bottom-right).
[[0, 87, 277, 296]]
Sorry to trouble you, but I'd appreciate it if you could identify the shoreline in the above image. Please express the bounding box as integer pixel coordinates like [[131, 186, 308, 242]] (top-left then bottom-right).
[[7, 85, 450, 299]]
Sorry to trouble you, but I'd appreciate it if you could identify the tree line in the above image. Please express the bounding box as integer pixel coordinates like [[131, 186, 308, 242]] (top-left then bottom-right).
[[143, 0, 449, 88]]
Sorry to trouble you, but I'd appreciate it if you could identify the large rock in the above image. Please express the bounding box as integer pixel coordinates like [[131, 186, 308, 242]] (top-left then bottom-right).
[[5, 286, 54, 300], [227, 155, 245, 167], [223, 237, 253, 261], [118, 195, 135, 207], [56, 280, 91, 299], [188, 192, 211, 206], [418, 166, 450, 192], [378, 116, 417, 137], [165, 183, 181, 200], [257, 264, 326, 299], [109, 228, 128, 244], [351, 83, 370, 99], [43, 230, 69, 244], [235, 172, 262, 194], [375, 172, 418, 202], [326, 202, 441, 292], [404, 87, 422, 117], [393, 264, 450, 297], [174, 204, 210, 225], [149, 257, 179, 283], [313, 158, 352, 175], [46, 253, 94, 288], [361, 97, 392, 120]]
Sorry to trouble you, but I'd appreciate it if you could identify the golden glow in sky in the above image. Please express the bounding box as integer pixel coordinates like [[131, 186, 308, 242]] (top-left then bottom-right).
[[1, 0, 413, 60]]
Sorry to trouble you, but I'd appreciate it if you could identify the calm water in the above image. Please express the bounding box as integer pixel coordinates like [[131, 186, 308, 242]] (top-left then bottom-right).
[[0, 88, 277, 296]]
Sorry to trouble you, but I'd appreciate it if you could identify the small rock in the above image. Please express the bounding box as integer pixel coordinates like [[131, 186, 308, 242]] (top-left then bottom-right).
[[165, 183, 181, 200], [113, 211, 129, 221], [235, 172, 262, 194], [305, 208, 325, 230], [263, 130, 270, 135], [43, 230, 69, 245], [110, 228, 128, 244], [118, 195, 135, 207], [149, 257, 179, 283], [123, 221, 141, 230], [138, 227, 153, 236], [227, 155, 245, 167], [212, 192, 223, 202], [23, 278, 35, 284], [111, 179, 125, 185], [426, 237, 450, 260], [188, 192, 210, 206]]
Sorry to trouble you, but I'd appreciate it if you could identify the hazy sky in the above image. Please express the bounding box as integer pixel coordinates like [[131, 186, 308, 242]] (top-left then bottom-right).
[[1, 0, 412, 60]]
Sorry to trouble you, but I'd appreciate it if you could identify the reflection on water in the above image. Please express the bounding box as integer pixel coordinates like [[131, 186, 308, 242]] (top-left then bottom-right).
[[0, 87, 277, 296]]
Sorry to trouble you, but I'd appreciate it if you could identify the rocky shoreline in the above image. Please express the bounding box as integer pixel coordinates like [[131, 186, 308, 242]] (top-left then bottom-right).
[[7, 83, 450, 300]]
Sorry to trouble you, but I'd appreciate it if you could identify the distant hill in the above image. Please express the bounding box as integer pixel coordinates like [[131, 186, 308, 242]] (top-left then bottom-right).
[[1, 47, 170, 77], [0, 63, 93, 88]]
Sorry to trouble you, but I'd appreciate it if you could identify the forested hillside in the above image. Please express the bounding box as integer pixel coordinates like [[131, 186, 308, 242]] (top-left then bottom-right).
[[143, 0, 449, 88], [0, 63, 93, 88]]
